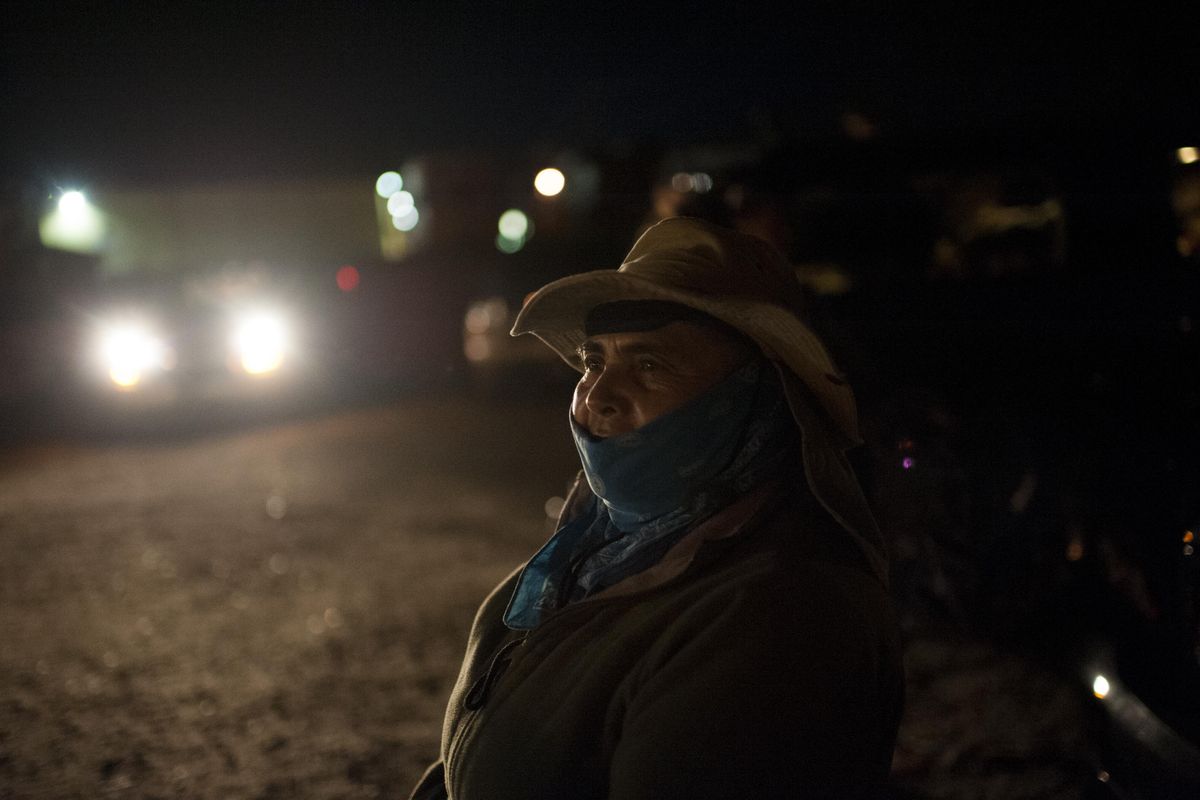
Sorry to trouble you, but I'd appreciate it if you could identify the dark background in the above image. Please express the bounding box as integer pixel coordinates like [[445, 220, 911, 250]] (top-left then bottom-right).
[[3, 2, 1195, 183]]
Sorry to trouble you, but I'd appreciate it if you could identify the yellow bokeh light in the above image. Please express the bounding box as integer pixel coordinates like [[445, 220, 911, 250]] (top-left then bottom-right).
[[109, 366, 141, 389], [1178, 147, 1199, 165], [1066, 536, 1084, 562], [465, 306, 490, 335], [534, 167, 565, 197], [241, 351, 282, 375], [464, 334, 492, 362], [1092, 674, 1110, 699], [465, 298, 509, 333], [233, 311, 286, 375]]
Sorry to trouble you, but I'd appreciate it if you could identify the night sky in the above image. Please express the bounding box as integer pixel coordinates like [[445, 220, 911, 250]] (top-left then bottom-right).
[[2, 2, 1196, 186]]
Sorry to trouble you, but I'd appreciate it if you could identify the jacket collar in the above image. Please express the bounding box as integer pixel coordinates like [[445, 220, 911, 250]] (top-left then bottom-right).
[[553, 472, 781, 603]]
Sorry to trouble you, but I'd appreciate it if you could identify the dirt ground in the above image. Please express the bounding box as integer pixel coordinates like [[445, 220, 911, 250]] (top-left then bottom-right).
[[0, 397, 1096, 798]]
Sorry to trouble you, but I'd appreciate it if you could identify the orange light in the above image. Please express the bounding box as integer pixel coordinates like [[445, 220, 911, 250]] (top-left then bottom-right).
[[336, 265, 360, 292], [1184, 530, 1195, 543], [1066, 536, 1085, 562]]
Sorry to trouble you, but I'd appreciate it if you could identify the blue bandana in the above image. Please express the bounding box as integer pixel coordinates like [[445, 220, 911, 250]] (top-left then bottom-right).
[[573, 358, 763, 531], [504, 359, 797, 630]]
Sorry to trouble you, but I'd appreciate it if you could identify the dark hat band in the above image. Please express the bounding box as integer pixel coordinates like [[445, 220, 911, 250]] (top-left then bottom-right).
[[584, 300, 722, 336]]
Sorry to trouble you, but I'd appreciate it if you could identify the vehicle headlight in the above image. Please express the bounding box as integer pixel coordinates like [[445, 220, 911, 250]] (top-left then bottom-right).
[[232, 309, 288, 375], [98, 322, 169, 389]]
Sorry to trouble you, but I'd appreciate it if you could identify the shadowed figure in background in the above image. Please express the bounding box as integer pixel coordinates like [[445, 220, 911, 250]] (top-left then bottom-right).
[[411, 217, 903, 799]]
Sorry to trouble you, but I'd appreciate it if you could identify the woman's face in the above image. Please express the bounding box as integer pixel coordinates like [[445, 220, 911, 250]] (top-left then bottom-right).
[[571, 321, 754, 438]]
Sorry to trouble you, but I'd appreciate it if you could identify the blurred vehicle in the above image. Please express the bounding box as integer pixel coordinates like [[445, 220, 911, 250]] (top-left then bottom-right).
[[68, 266, 324, 416]]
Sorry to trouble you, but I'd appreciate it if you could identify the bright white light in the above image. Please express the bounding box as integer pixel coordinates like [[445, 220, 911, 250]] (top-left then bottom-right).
[[99, 322, 168, 389], [392, 207, 419, 232], [41, 190, 106, 253], [534, 167, 566, 197], [233, 310, 287, 375], [1179, 147, 1200, 165], [375, 171, 403, 198], [498, 209, 529, 240], [692, 172, 714, 193], [109, 365, 140, 389], [1092, 674, 1110, 699], [386, 190, 414, 216], [671, 173, 694, 192], [59, 190, 87, 214]]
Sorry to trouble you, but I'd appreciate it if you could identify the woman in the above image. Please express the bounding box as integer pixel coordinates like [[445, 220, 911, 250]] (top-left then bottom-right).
[[411, 217, 902, 799]]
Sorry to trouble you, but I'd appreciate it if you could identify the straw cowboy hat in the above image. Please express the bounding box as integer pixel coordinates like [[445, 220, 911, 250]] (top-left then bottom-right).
[[511, 216, 889, 586]]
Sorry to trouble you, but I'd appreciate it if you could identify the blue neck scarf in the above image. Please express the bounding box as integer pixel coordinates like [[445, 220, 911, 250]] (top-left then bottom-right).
[[504, 359, 798, 630], [572, 357, 764, 531]]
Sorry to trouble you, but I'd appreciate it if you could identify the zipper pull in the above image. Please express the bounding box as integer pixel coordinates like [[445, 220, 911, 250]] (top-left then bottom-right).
[[464, 636, 524, 710]]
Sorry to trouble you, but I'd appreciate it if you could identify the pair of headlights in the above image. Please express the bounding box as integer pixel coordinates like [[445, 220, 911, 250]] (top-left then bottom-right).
[[97, 310, 289, 390]]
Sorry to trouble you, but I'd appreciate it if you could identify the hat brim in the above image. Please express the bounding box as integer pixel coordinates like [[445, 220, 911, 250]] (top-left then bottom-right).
[[511, 270, 862, 444]]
